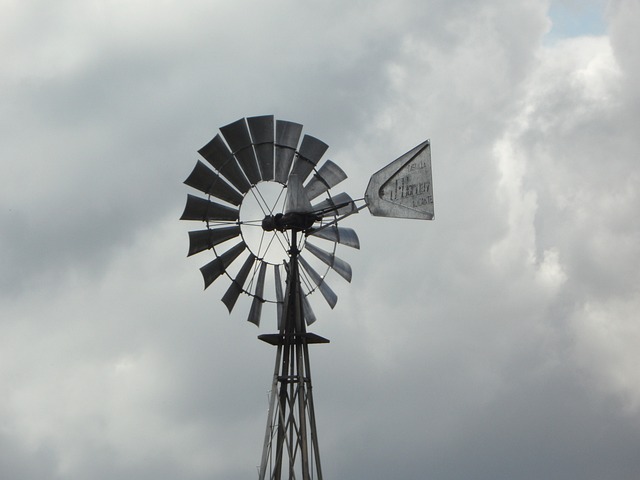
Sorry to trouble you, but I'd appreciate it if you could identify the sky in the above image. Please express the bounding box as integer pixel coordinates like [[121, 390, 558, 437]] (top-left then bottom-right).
[[1, 0, 639, 478]]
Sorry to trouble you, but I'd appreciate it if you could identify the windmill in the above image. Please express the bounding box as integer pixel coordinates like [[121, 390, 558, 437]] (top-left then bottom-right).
[[180, 115, 433, 479]]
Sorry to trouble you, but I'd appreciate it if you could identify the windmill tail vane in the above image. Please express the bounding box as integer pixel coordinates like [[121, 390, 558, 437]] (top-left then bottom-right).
[[180, 115, 433, 479]]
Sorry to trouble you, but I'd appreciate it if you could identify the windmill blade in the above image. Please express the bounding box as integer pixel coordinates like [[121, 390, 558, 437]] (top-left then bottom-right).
[[284, 174, 313, 214], [184, 160, 243, 206], [303, 160, 348, 201], [200, 241, 246, 289], [304, 242, 352, 282], [221, 253, 256, 313], [247, 115, 275, 181], [312, 192, 357, 218], [308, 226, 360, 249], [220, 118, 262, 185], [274, 120, 303, 183], [289, 135, 329, 183], [188, 226, 241, 257], [274, 264, 284, 327], [198, 134, 251, 193], [247, 261, 268, 326], [301, 295, 317, 326], [180, 194, 239, 222], [299, 256, 338, 309], [278, 261, 290, 330]]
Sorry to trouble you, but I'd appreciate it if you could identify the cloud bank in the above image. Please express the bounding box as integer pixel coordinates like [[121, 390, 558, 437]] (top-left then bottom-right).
[[1, 0, 639, 478]]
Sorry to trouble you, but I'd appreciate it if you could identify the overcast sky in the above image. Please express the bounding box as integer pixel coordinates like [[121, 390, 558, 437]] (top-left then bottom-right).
[[2, 0, 639, 478]]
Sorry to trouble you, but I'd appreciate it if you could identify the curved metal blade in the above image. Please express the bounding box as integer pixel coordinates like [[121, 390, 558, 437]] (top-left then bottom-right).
[[188, 226, 241, 257], [200, 241, 246, 289], [301, 295, 317, 326], [303, 160, 347, 201], [184, 161, 243, 206], [312, 192, 357, 218], [274, 264, 284, 326], [198, 134, 251, 193], [180, 194, 239, 222], [284, 174, 313, 214], [221, 253, 256, 313], [247, 261, 268, 326], [304, 242, 352, 282], [274, 120, 303, 183], [248, 115, 275, 181], [308, 226, 360, 249], [220, 118, 261, 185], [289, 135, 329, 183], [298, 256, 338, 309]]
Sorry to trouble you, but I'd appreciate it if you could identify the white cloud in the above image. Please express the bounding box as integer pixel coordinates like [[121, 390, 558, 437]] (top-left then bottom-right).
[[570, 296, 640, 412]]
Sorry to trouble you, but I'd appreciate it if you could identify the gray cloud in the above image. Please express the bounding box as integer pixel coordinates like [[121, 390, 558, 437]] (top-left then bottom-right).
[[1, 0, 639, 479]]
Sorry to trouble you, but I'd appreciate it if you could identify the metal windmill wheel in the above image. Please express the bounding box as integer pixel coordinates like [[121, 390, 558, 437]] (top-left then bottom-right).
[[180, 115, 360, 327], [180, 115, 434, 480]]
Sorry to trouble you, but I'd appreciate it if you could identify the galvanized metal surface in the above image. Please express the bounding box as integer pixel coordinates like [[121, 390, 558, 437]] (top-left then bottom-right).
[[303, 160, 348, 200], [199, 241, 246, 289], [312, 191, 357, 217], [274, 120, 303, 183], [187, 226, 241, 257], [299, 255, 338, 309], [182, 116, 360, 316], [308, 225, 360, 249], [304, 241, 352, 282], [247, 261, 267, 325], [274, 264, 284, 326], [221, 253, 256, 313], [180, 194, 239, 222], [183, 160, 243, 206], [247, 115, 275, 181], [301, 294, 316, 326], [220, 118, 262, 185], [198, 134, 251, 193], [365, 140, 434, 220], [289, 134, 329, 182], [284, 174, 313, 214]]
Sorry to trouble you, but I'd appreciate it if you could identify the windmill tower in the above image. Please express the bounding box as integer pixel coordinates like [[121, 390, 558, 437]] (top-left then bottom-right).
[[180, 115, 433, 479]]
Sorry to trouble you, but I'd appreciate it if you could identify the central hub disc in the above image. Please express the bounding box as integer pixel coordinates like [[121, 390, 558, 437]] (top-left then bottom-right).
[[262, 212, 318, 232]]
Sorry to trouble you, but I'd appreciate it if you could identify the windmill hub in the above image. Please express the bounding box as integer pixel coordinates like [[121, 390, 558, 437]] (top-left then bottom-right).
[[261, 212, 319, 232]]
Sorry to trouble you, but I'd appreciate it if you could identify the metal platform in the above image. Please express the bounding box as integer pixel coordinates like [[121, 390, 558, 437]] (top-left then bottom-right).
[[258, 332, 330, 346]]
